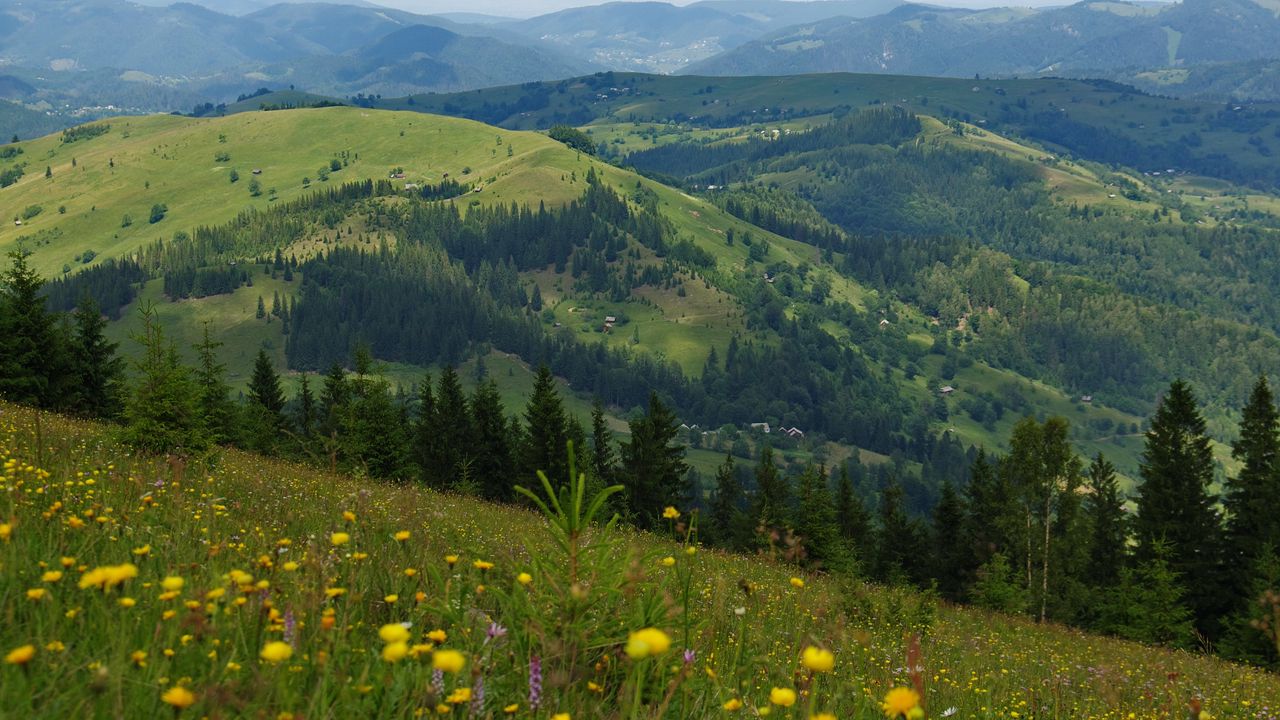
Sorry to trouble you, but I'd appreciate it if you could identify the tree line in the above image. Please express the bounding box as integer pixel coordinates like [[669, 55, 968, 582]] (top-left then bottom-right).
[[4, 245, 1279, 666]]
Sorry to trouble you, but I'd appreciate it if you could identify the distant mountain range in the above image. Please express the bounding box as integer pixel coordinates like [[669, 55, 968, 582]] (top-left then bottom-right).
[[687, 0, 1280, 80], [495, 0, 901, 73]]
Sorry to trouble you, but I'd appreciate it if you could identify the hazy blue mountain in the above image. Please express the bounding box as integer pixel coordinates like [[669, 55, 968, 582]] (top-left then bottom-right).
[[502, 0, 901, 73], [686, 0, 1280, 78]]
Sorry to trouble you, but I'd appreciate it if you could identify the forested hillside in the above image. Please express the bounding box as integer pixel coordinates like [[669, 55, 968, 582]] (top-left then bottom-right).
[[5, 100, 1280, 665]]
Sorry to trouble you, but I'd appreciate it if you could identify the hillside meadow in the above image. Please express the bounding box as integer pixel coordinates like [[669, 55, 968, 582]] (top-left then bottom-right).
[[1, 402, 1277, 718]]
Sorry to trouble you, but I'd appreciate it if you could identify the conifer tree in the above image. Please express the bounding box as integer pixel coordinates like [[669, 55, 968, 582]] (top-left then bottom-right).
[[0, 248, 67, 407], [193, 324, 237, 445], [431, 366, 472, 488], [753, 444, 788, 530], [341, 373, 412, 479], [1100, 540, 1195, 649], [413, 373, 441, 485], [70, 294, 124, 419], [248, 349, 286, 422], [1227, 376, 1280, 591], [469, 379, 513, 500], [522, 365, 569, 486], [620, 391, 688, 528], [589, 398, 617, 486], [794, 465, 844, 571], [931, 478, 970, 601], [709, 453, 746, 549], [1083, 453, 1127, 589], [834, 465, 871, 568], [965, 449, 1012, 579], [295, 373, 316, 439], [873, 476, 922, 585], [121, 304, 205, 455], [1134, 379, 1224, 636], [319, 363, 349, 436]]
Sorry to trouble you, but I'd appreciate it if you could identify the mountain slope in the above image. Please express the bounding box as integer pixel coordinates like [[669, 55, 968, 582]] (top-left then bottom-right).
[[686, 0, 1280, 78]]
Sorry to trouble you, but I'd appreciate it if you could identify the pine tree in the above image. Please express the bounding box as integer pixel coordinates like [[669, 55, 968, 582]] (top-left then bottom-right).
[[70, 294, 124, 419], [1227, 376, 1280, 593], [931, 478, 969, 601], [413, 374, 440, 486], [0, 248, 67, 407], [319, 363, 349, 437], [753, 444, 788, 530], [248, 349, 286, 421], [834, 465, 871, 569], [431, 366, 472, 489], [295, 373, 316, 439], [708, 453, 746, 549], [522, 365, 569, 487], [873, 476, 922, 585], [1083, 453, 1127, 589], [794, 465, 844, 571], [192, 324, 237, 445], [965, 449, 1014, 585], [1100, 540, 1195, 649], [340, 374, 412, 480], [120, 304, 205, 455], [1219, 548, 1280, 667], [620, 391, 688, 528], [1134, 379, 1224, 637], [589, 398, 617, 486], [469, 379, 513, 500]]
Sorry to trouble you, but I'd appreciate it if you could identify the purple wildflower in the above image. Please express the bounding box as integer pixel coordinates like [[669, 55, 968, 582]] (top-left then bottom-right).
[[471, 675, 485, 714], [486, 622, 507, 643], [433, 668, 445, 696], [683, 648, 696, 665], [528, 655, 543, 710], [283, 609, 296, 647]]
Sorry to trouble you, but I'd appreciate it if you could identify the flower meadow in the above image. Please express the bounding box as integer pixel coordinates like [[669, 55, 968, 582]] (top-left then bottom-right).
[[1, 404, 1277, 719]]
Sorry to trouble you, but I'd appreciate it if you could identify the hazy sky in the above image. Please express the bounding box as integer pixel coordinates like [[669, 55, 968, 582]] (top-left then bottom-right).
[[181, 0, 1124, 20], [377, 0, 1089, 16]]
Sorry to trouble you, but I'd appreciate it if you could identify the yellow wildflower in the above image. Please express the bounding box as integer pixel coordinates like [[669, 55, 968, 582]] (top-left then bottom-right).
[[161, 576, 184, 592], [723, 698, 743, 711], [789, 577, 805, 589], [663, 506, 680, 519], [394, 530, 411, 542], [517, 572, 533, 585], [382, 642, 409, 663], [770, 688, 797, 707], [5, 644, 35, 665], [161, 686, 197, 710], [801, 646, 835, 673], [882, 688, 921, 719], [379, 624, 410, 644], [260, 641, 293, 663], [41, 570, 63, 583], [431, 649, 466, 673], [473, 560, 494, 571], [330, 532, 350, 546], [625, 628, 672, 659]]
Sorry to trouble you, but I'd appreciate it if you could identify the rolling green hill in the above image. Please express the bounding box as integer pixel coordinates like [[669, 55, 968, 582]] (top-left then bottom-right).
[[1, 105, 1168, 493], [380, 71, 1280, 190]]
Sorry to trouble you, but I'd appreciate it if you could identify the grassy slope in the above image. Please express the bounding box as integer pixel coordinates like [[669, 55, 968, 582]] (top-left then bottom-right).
[[2, 403, 1277, 717]]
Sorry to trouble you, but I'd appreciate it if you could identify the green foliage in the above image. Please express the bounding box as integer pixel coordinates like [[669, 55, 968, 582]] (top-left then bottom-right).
[[69, 295, 124, 419], [148, 203, 167, 224], [547, 124, 597, 155], [120, 304, 206, 455], [60, 123, 109, 144], [0, 248, 71, 408], [1098, 541, 1195, 650], [971, 552, 1029, 615], [1134, 380, 1224, 635], [619, 391, 688, 529]]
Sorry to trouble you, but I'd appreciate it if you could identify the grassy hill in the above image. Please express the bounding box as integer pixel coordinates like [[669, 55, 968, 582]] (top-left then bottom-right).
[[0, 105, 1218, 487], [2, 402, 1277, 716], [380, 71, 1280, 190]]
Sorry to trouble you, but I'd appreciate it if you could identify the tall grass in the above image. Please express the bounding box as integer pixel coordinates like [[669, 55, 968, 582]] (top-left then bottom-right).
[[1, 403, 1276, 718]]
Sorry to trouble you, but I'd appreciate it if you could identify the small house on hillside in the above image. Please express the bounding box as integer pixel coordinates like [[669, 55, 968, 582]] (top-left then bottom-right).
[[749, 422, 771, 434], [1080, 395, 1093, 404], [940, 385, 955, 395]]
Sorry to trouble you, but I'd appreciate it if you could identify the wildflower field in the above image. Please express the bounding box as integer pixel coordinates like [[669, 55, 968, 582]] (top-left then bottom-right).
[[1, 403, 1277, 719]]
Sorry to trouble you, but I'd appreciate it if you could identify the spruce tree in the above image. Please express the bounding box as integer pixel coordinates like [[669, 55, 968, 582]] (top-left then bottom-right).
[[834, 465, 871, 568], [753, 444, 788, 530], [295, 373, 316, 439], [708, 453, 745, 549], [340, 374, 412, 479], [589, 398, 617, 486], [931, 478, 970, 601], [121, 305, 205, 455], [469, 379, 513, 500], [70, 294, 124, 419], [964, 449, 1013, 581], [620, 391, 688, 528], [522, 365, 569, 486], [193, 325, 237, 445], [1083, 453, 1127, 589], [1227, 376, 1280, 592], [794, 465, 844, 571], [1134, 379, 1224, 637], [319, 363, 349, 437], [1100, 540, 1195, 649], [248, 349, 286, 421], [0, 248, 66, 407], [431, 366, 472, 488], [413, 374, 441, 486], [873, 476, 922, 585]]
